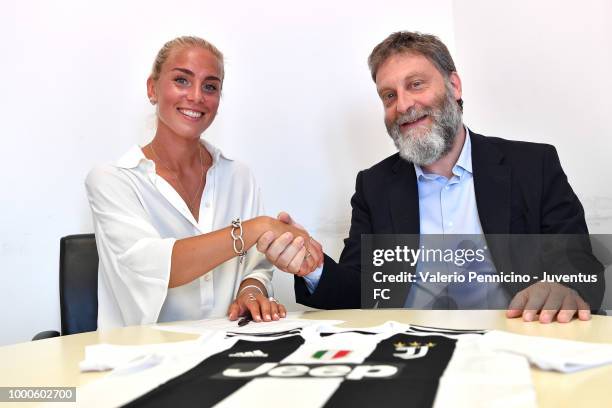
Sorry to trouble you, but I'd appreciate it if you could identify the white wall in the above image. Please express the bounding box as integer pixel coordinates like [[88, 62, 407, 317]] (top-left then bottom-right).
[[1, 0, 610, 346], [453, 0, 612, 233], [1, 0, 454, 345]]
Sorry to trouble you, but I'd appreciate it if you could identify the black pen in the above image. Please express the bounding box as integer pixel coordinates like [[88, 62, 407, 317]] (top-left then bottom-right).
[[237, 315, 252, 327]]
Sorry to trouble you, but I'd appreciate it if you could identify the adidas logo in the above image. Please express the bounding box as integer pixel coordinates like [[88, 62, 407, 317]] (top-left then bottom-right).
[[229, 350, 269, 358]]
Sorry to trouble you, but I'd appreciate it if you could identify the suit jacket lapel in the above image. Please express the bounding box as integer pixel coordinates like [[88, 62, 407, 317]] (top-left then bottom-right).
[[384, 157, 419, 307], [470, 131, 511, 234], [389, 157, 420, 234]]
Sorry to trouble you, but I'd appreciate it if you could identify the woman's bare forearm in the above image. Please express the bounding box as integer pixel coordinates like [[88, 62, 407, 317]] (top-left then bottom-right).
[[237, 278, 268, 298], [168, 216, 310, 288]]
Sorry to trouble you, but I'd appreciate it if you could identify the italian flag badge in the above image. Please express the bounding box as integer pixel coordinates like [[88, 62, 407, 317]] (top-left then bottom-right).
[[311, 350, 351, 360]]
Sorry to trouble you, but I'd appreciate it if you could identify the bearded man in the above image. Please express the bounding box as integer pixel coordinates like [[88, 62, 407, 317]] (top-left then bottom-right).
[[257, 31, 604, 323]]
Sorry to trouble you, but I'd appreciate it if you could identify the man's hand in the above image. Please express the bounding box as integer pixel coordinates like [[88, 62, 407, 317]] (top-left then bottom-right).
[[256, 212, 324, 277], [506, 282, 591, 323]]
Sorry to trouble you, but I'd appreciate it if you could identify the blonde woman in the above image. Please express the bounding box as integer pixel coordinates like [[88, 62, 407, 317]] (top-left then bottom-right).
[[86, 36, 322, 329]]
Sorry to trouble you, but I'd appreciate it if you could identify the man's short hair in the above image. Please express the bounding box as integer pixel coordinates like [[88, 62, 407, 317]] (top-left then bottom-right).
[[368, 31, 463, 110]]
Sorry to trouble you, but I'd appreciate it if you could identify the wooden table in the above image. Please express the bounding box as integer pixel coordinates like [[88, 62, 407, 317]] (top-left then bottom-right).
[[2, 310, 611, 407]]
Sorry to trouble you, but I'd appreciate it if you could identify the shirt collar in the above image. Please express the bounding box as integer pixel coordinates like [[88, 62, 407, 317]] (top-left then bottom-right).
[[414, 127, 473, 179], [455, 127, 473, 175], [115, 138, 233, 170]]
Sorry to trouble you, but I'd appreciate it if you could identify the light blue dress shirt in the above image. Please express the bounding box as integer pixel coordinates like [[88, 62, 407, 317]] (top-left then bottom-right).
[[404, 130, 507, 308], [415, 129, 479, 235], [304, 129, 508, 308]]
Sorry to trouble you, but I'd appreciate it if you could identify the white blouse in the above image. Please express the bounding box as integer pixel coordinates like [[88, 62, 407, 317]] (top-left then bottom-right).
[[85, 139, 273, 329]]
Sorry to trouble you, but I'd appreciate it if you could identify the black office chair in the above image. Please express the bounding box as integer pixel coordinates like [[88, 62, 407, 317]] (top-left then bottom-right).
[[33, 234, 99, 340]]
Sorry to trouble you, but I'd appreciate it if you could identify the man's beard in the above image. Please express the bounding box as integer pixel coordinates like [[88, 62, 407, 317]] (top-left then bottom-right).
[[386, 82, 462, 166]]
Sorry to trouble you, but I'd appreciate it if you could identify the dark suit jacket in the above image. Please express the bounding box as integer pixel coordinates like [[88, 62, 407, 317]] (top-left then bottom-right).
[[295, 131, 604, 310]]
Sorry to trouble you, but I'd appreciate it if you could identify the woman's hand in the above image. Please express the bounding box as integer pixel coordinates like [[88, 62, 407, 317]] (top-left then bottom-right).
[[261, 215, 314, 245], [227, 286, 287, 322]]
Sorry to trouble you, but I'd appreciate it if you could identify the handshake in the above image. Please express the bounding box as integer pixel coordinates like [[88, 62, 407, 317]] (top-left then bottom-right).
[[255, 212, 324, 277], [250, 213, 594, 324]]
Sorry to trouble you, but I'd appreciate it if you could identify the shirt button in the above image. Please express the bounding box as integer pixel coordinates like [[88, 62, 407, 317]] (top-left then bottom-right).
[[204, 274, 211, 281], [205, 202, 211, 208], [444, 185, 450, 190]]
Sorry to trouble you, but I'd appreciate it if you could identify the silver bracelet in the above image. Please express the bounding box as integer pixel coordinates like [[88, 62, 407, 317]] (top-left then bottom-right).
[[231, 218, 247, 263], [238, 284, 264, 297]]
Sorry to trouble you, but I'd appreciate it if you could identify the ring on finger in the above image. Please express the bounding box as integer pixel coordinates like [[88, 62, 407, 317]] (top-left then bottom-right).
[[268, 297, 277, 303], [247, 293, 256, 302]]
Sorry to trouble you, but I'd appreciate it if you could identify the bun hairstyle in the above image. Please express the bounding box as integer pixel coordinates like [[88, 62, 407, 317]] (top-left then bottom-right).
[[150, 36, 224, 82]]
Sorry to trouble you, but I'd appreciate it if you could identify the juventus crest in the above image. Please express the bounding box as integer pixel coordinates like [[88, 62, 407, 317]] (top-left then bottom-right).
[[393, 341, 436, 360]]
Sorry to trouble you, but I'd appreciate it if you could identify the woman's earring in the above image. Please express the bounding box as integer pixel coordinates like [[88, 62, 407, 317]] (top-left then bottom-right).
[[149, 98, 157, 105]]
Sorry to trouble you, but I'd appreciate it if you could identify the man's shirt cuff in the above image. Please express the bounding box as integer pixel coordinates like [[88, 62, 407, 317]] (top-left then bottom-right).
[[302, 265, 323, 294]]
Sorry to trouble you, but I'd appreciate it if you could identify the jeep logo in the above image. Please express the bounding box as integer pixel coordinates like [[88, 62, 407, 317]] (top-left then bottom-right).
[[217, 363, 401, 380]]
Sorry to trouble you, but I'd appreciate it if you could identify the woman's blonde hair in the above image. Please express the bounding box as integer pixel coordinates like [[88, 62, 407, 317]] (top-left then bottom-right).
[[150, 36, 224, 82]]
